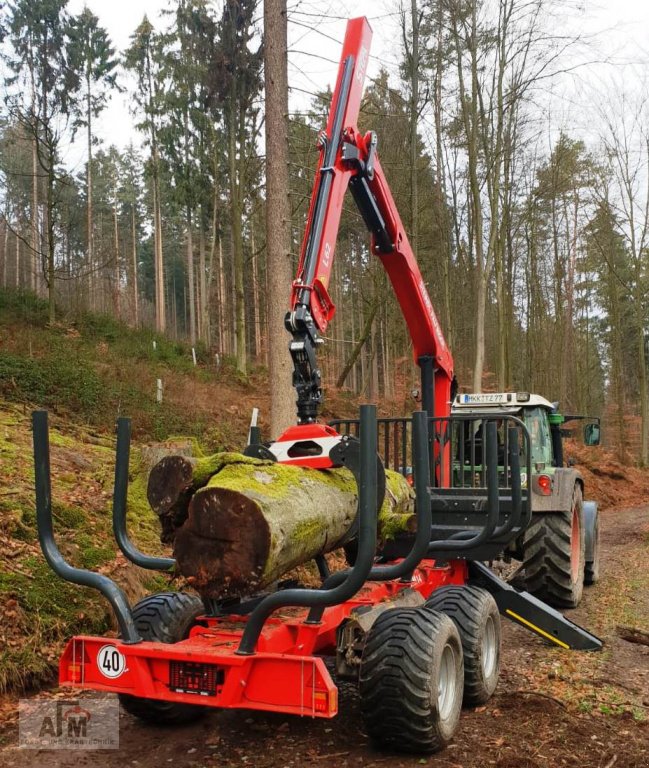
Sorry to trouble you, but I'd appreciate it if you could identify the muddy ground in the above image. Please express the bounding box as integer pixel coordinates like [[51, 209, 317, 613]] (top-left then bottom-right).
[[1, 504, 647, 768]]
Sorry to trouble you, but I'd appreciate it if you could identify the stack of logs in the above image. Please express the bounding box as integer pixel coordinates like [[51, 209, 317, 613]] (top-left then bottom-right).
[[145, 451, 416, 599]]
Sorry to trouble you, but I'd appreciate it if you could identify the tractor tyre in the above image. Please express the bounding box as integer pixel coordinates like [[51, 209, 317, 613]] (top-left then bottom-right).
[[359, 607, 464, 754], [425, 586, 501, 706], [119, 592, 206, 725], [584, 501, 600, 586], [522, 484, 585, 608]]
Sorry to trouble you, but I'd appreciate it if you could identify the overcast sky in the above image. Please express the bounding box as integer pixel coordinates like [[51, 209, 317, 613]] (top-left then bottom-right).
[[63, 0, 649, 167]]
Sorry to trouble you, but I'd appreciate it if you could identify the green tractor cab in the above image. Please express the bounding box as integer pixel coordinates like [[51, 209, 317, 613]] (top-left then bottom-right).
[[451, 393, 601, 608]]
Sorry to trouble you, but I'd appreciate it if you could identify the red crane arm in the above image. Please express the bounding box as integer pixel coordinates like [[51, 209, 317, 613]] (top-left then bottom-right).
[[286, 16, 455, 426]]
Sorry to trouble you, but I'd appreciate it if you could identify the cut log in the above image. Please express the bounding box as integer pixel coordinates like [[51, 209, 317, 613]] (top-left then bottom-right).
[[147, 453, 261, 543], [160, 453, 415, 599]]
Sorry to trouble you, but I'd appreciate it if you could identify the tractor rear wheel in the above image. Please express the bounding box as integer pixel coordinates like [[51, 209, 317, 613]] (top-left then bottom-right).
[[522, 485, 585, 608], [425, 586, 501, 706], [359, 607, 464, 754], [119, 591, 206, 725]]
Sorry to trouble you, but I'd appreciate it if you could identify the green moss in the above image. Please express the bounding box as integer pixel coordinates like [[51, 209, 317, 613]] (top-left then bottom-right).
[[79, 545, 114, 569], [194, 451, 272, 486], [292, 517, 326, 547], [52, 503, 86, 529], [201, 453, 304, 499], [48, 430, 77, 448], [6, 558, 107, 632]]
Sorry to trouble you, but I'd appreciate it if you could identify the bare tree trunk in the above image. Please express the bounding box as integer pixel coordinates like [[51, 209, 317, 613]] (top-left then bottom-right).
[[337, 299, 379, 389], [199, 217, 207, 342], [113, 183, 120, 318], [218, 236, 226, 354], [434, 3, 453, 349], [31, 137, 38, 294], [186, 214, 196, 345], [1, 219, 7, 289], [229, 91, 246, 374], [251, 228, 261, 360], [131, 205, 139, 327], [151, 160, 165, 333], [15, 230, 20, 289], [46, 151, 55, 324], [87, 82, 94, 311], [264, 0, 295, 434], [451, 4, 486, 392], [409, 0, 419, 254]]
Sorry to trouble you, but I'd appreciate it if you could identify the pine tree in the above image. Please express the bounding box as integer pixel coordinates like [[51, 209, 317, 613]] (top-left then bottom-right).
[[67, 7, 118, 312], [5, 0, 78, 323], [124, 16, 166, 333]]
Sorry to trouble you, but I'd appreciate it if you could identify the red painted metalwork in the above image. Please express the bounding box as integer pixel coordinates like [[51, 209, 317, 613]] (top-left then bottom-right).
[[58, 561, 468, 718]]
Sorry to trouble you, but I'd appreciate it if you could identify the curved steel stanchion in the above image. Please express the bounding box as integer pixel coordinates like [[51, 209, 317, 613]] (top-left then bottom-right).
[[306, 410, 434, 619], [236, 404, 380, 656], [32, 411, 141, 644], [113, 418, 175, 572]]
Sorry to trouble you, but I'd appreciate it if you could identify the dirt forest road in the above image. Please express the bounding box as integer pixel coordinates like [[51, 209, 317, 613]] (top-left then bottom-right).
[[1, 505, 648, 768]]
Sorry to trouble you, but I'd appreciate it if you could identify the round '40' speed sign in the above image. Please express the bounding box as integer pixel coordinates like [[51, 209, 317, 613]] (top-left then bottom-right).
[[97, 644, 127, 679]]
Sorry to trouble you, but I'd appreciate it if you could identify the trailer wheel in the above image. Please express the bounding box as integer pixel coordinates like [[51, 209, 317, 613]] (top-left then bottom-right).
[[425, 586, 500, 706], [522, 484, 585, 608], [119, 592, 206, 725], [359, 607, 463, 754]]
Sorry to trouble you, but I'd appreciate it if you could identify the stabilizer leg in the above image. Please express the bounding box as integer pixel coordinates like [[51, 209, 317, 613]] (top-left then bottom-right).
[[468, 561, 603, 651]]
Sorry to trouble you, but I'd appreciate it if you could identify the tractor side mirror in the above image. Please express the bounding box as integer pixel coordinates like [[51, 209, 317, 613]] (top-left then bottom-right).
[[584, 423, 601, 447]]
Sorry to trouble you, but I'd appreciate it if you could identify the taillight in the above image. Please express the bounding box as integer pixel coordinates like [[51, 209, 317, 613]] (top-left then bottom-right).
[[313, 691, 328, 712], [537, 474, 552, 495]]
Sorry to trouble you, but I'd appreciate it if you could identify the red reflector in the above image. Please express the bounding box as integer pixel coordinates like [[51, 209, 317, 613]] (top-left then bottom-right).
[[538, 474, 552, 495]]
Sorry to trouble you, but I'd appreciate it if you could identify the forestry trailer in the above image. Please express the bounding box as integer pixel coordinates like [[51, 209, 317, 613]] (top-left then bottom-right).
[[32, 16, 602, 755]]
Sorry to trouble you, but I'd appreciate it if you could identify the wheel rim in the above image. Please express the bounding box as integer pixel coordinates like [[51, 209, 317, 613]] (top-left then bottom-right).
[[437, 643, 457, 721], [481, 616, 497, 679], [571, 502, 581, 581]]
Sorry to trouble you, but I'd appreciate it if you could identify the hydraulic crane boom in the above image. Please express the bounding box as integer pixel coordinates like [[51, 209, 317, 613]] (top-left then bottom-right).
[[285, 17, 455, 428]]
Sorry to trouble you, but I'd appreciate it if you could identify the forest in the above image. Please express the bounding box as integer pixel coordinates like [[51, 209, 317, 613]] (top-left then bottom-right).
[[0, 0, 647, 463]]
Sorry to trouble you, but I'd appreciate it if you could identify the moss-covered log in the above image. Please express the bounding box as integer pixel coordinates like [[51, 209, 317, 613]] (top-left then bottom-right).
[[160, 453, 415, 598]]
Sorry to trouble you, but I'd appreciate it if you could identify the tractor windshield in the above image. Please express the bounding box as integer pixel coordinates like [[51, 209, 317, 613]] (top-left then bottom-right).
[[522, 407, 554, 469]]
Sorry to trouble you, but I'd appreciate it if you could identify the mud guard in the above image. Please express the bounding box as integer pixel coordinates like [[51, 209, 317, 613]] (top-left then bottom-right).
[[583, 501, 598, 564]]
